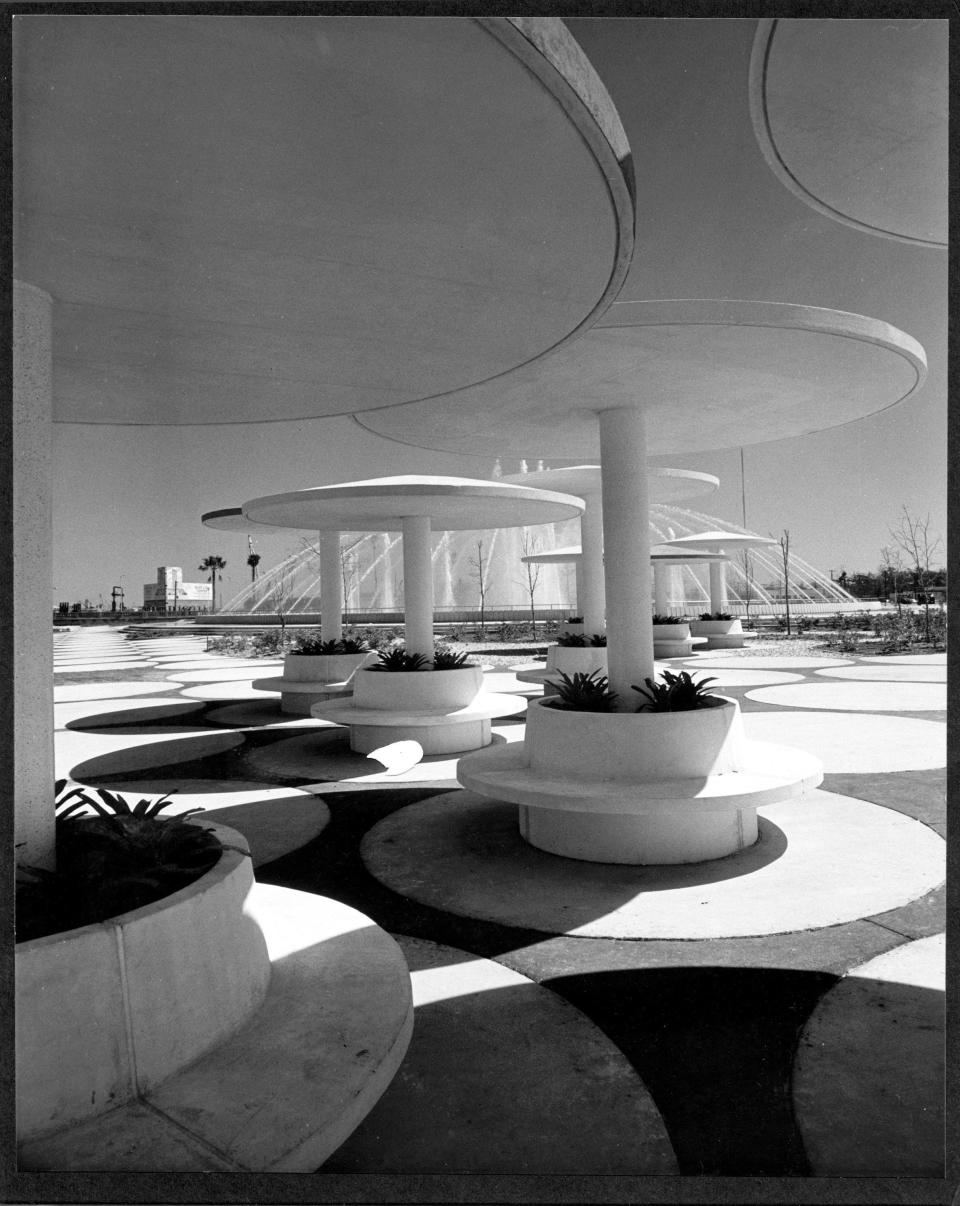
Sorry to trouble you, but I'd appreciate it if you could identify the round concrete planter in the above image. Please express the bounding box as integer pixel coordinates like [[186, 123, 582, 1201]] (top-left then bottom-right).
[[689, 618, 746, 650], [16, 823, 269, 1144], [353, 664, 483, 711], [652, 620, 696, 657], [544, 645, 608, 677], [691, 619, 742, 638], [283, 651, 375, 683], [651, 622, 691, 641], [527, 695, 744, 779]]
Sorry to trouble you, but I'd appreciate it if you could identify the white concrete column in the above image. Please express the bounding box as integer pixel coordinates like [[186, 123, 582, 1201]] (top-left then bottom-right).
[[574, 561, 584, 615], [598, 407, 654, 703], [653, 562, 669, 615], [319, 530, 343, 641], [14, 281, 55, 870], [709, 558, 727, 613], [402, 514, 434, 660], [579, 492, 606, 634], [380, 534, 395, 609]]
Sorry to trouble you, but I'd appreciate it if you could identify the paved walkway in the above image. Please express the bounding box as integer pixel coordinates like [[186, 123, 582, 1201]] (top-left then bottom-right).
[[45, 628, 946, 1180]]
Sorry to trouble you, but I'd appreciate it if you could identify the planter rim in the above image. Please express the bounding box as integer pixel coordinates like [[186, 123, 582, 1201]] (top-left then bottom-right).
[[359, 664, 480, 674], [16, 821, 249, 951], [286, 649, 372, 656], [537, 693, 734, 717]]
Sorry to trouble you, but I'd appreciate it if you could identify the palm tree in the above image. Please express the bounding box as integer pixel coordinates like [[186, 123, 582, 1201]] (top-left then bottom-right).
[[246, 552, 261, 582], [199, 555, 227, 613]]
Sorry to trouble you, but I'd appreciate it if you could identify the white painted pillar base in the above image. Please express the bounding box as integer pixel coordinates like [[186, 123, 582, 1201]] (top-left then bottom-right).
[[579, 493, 605, 634], [598, 408, 654, 702], [14, 281, 55, 870], [350, 718, 491, 756], [518, 803, 758, 865], [319, 530, 343, 642], [709, 559, 727, 613], [402, 515, 434, 660]]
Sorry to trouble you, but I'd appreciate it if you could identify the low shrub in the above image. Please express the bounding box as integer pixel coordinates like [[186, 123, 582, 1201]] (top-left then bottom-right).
[[16, 782, 232, 943], [557, 632, 589, 647], [367, 648, 431, 672], [565, 616, 584, 624], [291, 634, 370, 655], [699, 612, 733, 621], [432, 648, 474, 670], [651, 614, 690, 626], [548, 670, 619, 713], [633, 670, 722, 712]]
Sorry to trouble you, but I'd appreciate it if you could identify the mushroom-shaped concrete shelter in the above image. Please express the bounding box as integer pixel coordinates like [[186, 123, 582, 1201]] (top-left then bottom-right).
[[14, 13, 634, 871], [519, 541, 728, 619], [660, 531, 777, 615], [503, 465, 719, 635], [514, 542, 728, 690], [356, 299, 926, 696], [355, 297, 926, 863], [749, 18, 946, 249], [243, 476, 584, 753], [204, 507, 345, 638], [14, 14, 634, 1169], [243, 476, 585, 658]]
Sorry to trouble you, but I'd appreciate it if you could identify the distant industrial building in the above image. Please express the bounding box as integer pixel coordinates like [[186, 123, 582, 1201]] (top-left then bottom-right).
[[143, 566, 212, 613]]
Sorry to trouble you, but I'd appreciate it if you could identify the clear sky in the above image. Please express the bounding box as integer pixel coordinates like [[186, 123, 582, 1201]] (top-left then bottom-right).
[[47, 17, 946, 608]]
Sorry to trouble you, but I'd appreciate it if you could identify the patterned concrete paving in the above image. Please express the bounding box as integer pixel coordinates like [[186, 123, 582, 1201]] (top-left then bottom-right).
[[746, 680, 947, 711], [40, 630, 946, 1178], [740, 711, 946, 773], [792, 934, 945, 1177], [54, 681, 186, 701], [813, 663, 946, 682], [359, 790, 944, 939]]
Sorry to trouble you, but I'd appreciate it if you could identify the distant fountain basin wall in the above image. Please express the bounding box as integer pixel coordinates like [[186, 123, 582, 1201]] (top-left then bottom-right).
[[220, 504, 862, 617]]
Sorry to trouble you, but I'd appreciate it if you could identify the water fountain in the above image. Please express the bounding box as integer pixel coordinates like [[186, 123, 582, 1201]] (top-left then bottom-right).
[[217, 497, 863, 620]]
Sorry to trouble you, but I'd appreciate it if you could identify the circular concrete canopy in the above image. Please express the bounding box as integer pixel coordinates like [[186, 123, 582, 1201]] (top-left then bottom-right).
[[521, 544, 726, 564], [202, 508, 309, 535], [661, 531, 777, 552], [243, 476, 584, 533], [750, 19, 947, 248], [503, 465, 719, 503], [15, 15, 634, 426], [353, 300, 927, 458]]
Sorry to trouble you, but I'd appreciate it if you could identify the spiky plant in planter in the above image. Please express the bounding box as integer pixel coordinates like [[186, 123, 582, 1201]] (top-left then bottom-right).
[[367, 648, 431, 672], [699, 612, 733, 621], [292, 635, 342, 655], [16, 783, 229, 943], [548, 669, 619, 713], [651, 614, 691, 625], [632, 670, 722, 712], [432, 648, 474, 670], [558, 632, 607, 648], [292, 634, 370, 655]]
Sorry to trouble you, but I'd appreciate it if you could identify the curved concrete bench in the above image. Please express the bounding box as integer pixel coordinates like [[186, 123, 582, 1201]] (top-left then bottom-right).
[[253, 650, 377, 714], [457, 696, 822, 864], [313, 692, 527, 756], [313, 664, 527, 755], [18, 878, 413, 1171], [690, 619, 752, 650]]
